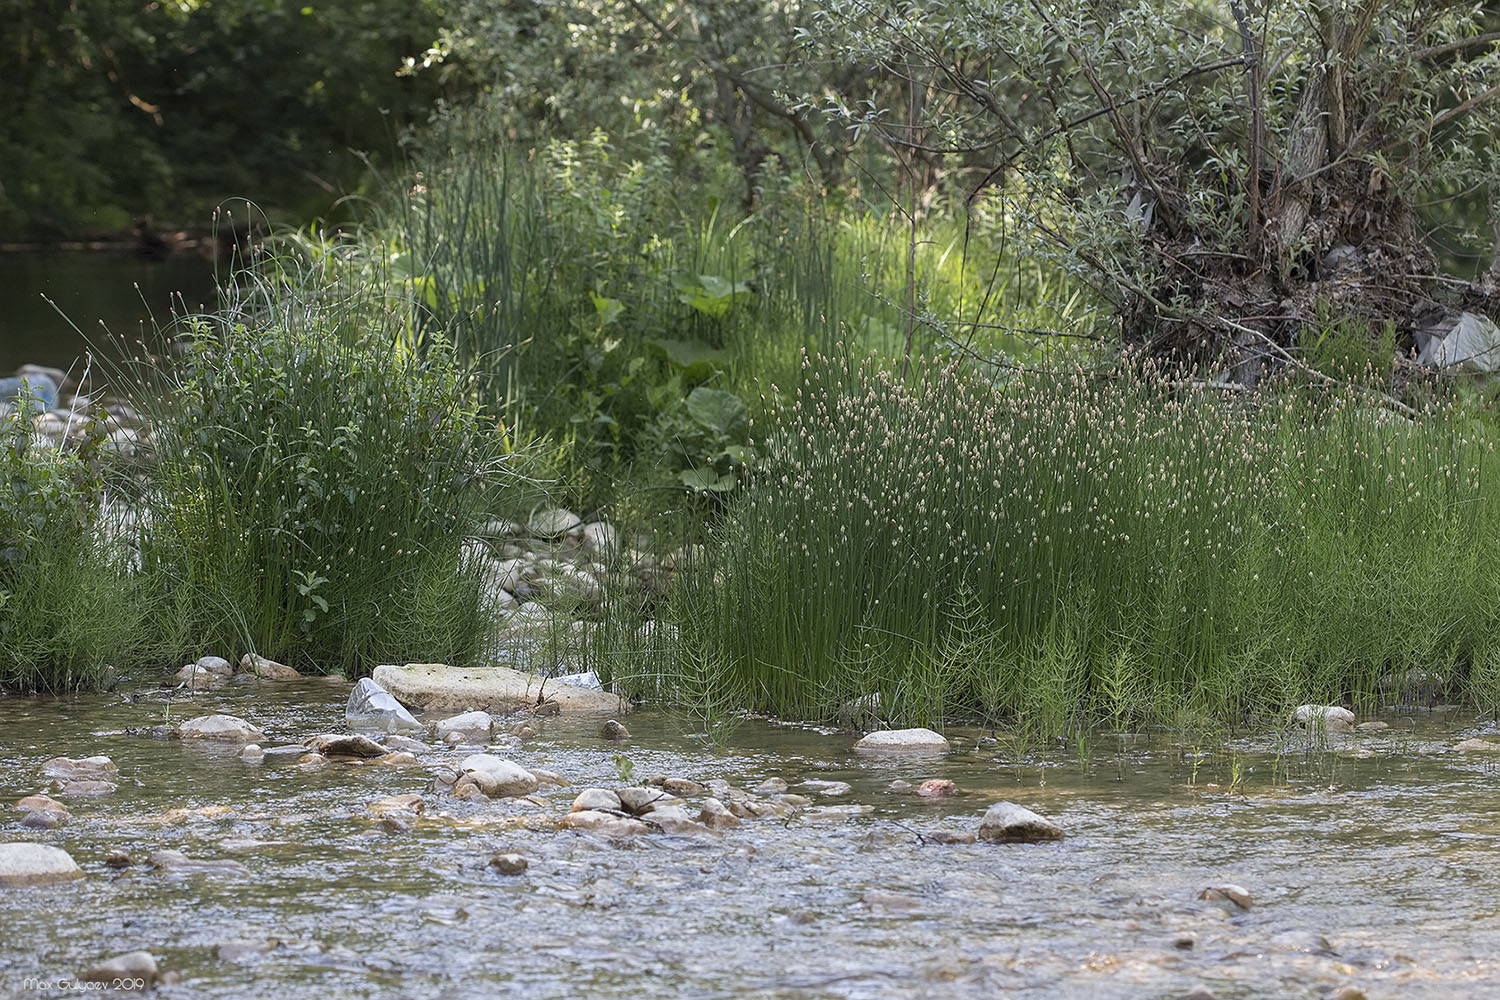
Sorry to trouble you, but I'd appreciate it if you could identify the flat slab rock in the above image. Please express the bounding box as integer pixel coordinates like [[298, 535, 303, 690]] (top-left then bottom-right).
[[854, 728, 949, 752], [371, 663, 629, 716], [177, 714, 264, 743], [977, 801, 1065, 843], [0, 842, 83, 886]]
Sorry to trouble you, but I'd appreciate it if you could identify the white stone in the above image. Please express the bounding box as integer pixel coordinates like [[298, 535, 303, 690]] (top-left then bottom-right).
[[1200, 884, 1253, 910], [978, 801, 1064, 843], [372, 663, 629, 716], [177, 714, 264, 742], [238, 653, 300, 680], [81, 951, 157, 987], [570, 788, 623, 813], [699, 797, 740, 830], [42, 756, 116, 780], [195, 655, 234, 678], [459, 754, 538, 798], [1291, 705, 1356, 733], [0, 843, 83, 886], [580, 521, 618, 555], [528, 507, 582, 537], [434, 710, 495, 743], [559, 810, 649, 837], [854, 728, 950, 752]]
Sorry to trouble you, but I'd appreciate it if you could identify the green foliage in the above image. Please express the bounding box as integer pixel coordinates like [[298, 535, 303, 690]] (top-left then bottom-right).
[[0, 395, 147, 691], [624, 353, 1500, 734], [132, 266, 524, 676]]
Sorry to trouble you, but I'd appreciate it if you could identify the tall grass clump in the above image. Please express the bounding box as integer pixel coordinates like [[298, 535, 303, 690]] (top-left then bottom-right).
[[129, 264, 525, 676], [0, 396, 149, 690], [632, 352, 1500, 732]]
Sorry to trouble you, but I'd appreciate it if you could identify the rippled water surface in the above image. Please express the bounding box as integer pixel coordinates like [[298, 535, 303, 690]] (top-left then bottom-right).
[[3, 678, 1499, 999]]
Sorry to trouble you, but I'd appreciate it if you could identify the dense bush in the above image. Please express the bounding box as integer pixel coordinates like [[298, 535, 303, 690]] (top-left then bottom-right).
[[135, 271, 523, 676], [0, 396, 147, 691], [625, 353, 1500, 732]]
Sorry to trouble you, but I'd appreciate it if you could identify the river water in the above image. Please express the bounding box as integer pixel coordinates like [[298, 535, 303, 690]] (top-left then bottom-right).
[[0, 251, 217, 375], [1, 678, 1497, 998]]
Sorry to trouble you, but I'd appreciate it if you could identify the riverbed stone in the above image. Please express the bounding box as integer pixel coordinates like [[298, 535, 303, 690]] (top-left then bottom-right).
[[854, 728, 950, 752], [238, 653, 301, 680], [529, 507, 583, 537], [1452, 737, 1499, 752], [579, 521, 618, 555], [15, 794, 70, 829], [643, 804, 710, 834], [381, 734, 431, 753], [52, 779, 117, 797], [977, 801, 1065, 843], [1199, 884, 1252, 910], [753, 778, 788, 794], [372, 662, 629, 716], [559, 810, 649, 837], [617, 787, 681, 815], [80, 951, 158, 988], [803, 804, 874, 822], [650, 776, 706, 796], [888, 779, 914, 793], [699, 797, 740, 830], [570, 788, 623, 813], [238, 744, 265, 764], [42, 755, 117, 781], [1356, 721, 1390, 732], [177, 714, 264, 742], [346, 677, 424, 734], [531, 768, 569, 788], [490, 852, 529, 875], [459, 754, 539, 798], [799, 779, 853, 796], [305, 733, 386, 759], [175, 661, 226, 690], [600, 719, 630, 741], [923, 829, 977, 845], [918, 779, 958, 798], [370, 794, 425, 818], [1291, 704, 1355, 733], [433, 710, 495, 743], [0, 843, 83, 886]]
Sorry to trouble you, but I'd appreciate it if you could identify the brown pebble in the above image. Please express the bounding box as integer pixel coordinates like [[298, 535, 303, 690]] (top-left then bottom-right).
[[917, 779, 957, 798], [489, 852, 528, 875], [600, 719, 630, 741], [532, 700, 561, 717], [105, 851, 133, 868]]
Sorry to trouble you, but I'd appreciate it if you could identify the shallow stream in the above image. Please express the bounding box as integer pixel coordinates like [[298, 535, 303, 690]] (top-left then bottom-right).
[[3, 679, 1499, 998]]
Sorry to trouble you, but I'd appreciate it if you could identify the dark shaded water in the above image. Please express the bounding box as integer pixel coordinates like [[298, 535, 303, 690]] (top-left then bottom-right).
[[0, 251, 218, 375], [3, 678, 1500, 998]]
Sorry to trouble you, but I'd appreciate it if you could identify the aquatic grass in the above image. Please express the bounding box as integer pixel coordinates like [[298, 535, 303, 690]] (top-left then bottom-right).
[[119, 256, 531, 677], [624, 352, 1500, 733]]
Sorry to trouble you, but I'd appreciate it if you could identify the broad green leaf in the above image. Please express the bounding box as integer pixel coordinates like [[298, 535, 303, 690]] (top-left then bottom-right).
[[685, 387, 747, 436], [679, 467, 738, 492]]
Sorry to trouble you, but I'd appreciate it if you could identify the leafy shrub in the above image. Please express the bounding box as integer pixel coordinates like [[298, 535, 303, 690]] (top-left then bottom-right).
[[0, 396, 146, 690], [136, 272, 523, 676]]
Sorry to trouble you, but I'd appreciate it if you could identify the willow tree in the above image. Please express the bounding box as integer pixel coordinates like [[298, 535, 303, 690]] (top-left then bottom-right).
[[797, 0, 1500, 379]]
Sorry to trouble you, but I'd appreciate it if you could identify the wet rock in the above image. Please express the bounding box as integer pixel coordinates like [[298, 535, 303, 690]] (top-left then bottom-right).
[[42, 755, 117, 781], [559, 810, 649, 837], [650, 776, 705, 796], [1172, 933, 1196, 950], [346, 677, 424, 733], [434, 710, 495, 744], [175, 661, 227, 690], [81, 951, 157, 988], [371, 662, 628, 716], [531, 768, 569, 788], [529, 507, 582, 537], [105, 851, 133, 868], [378, 751, 419, 766], [772, 793, 813, 808], [1199, 884, 1252, 910], [1327, 987, 1367, 1000], [195, 654, 233, 676], [888, 779, 914, 793], [458, 754, 539, 798], [53, 779, 118, 797], [148, 850, 250, 876], [918, 779, 958, 798], [239, 653, 301, 680], [0, 843, 83, 886], [617, 787, 680, 815], [854, 728, 949, 752], [512, 724, 539, 740], [798, 779, 852, 796], [753, 778, 788, 795], [802, 804, 874, 822], [599, 719, 630, 741], [381, 734, 430, 753], [923, 829, 976, 845], [1356, 721, 1390, 732], [1453, 737, 1499, 752], [699, 797, 740, 830], [305, 733, 386, 759], [16, 794, 70, 829], [261, 744, 307, 760], [570, 788, 623, 813], [238, 744, 265, 764], [977, 802, 1065, 843], [532, 699, 562, 717], [1291, 704, 1355, 734], [642, 804, 710, 834], [370, 794, 424, 818], [489, 852, 529, 875], [177, 714, 264, 742]]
